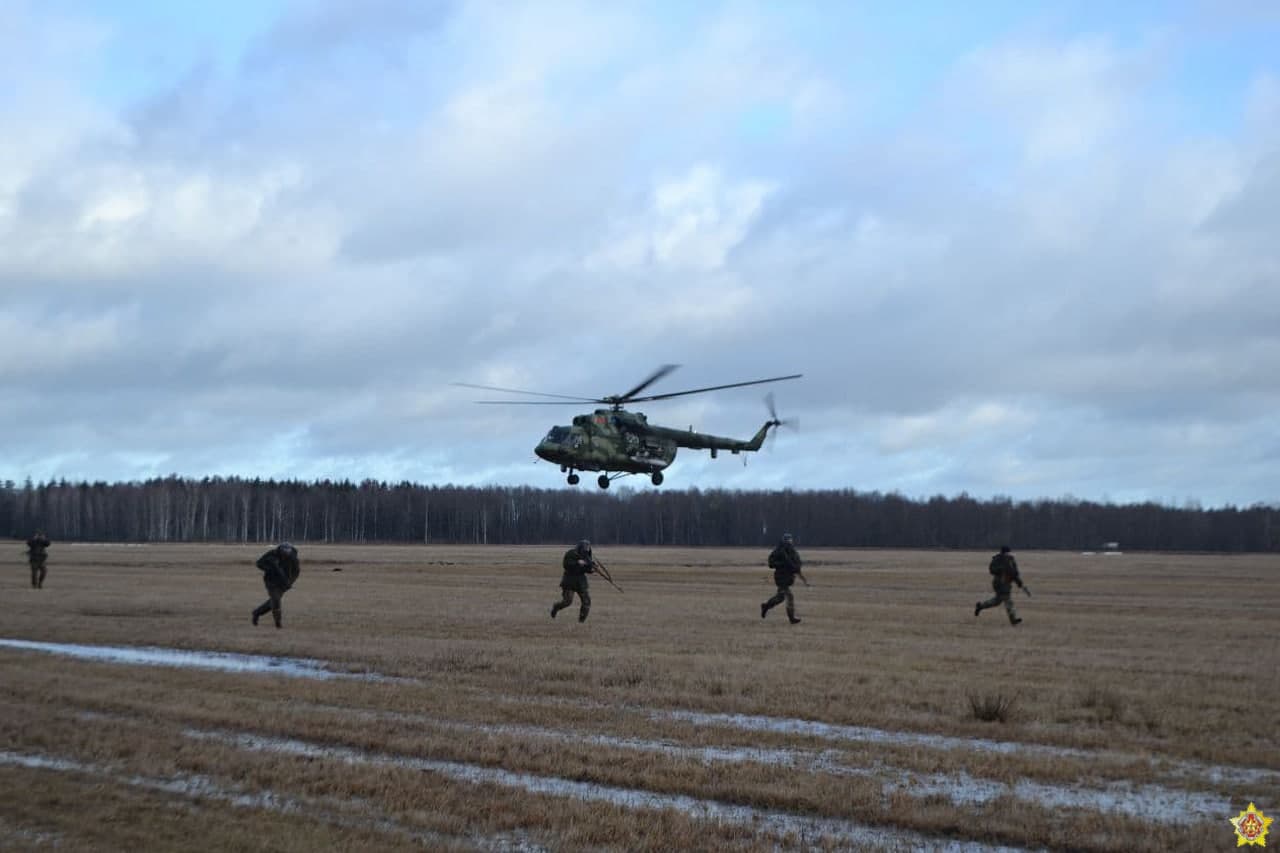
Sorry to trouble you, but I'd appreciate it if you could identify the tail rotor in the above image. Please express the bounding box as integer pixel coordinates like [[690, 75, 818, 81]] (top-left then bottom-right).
[[763, 392, 797, 450]]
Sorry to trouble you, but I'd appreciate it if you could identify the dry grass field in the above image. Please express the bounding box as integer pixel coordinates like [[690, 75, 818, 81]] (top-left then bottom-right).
[[1, 543, 1277, 851]]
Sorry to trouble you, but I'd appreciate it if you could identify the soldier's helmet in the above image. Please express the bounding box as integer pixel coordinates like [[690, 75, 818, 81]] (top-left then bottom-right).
[[576, 539, 591, 554], [278, 542, 298, 558], [1000, 545, 1010, 553], [782, 532, 794, 544]]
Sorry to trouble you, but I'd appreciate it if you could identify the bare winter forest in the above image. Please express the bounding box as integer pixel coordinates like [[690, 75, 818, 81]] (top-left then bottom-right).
[[5, 477, 1279, 551]]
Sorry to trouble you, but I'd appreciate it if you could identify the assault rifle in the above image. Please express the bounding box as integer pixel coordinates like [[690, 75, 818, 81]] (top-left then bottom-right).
[[763, 567, 811, 587], [591, 559, 623, 593]]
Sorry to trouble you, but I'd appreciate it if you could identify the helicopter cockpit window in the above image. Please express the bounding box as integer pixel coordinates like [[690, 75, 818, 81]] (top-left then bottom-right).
[[544, 426, 572, 444]]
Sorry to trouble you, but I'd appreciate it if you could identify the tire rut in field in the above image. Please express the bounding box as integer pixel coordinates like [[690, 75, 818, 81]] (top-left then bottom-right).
[[493, 691, 1280, 791], [296, 700, 1233, 825], [180, 726, 1028, 852], [7, 636, 1270, 825], [0, 637, 407, 683], [0, 748, 543, 852]]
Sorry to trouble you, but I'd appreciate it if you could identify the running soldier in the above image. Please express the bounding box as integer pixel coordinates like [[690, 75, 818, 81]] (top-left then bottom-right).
[[252, 542, 301, 629], [975, 545, 1029, 625], [551, 539, 594, 623], [761, 532, 808, 624], [26, 531, 50, 589]]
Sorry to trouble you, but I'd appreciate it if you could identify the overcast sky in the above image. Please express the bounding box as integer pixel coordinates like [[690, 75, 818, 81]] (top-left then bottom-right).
[[2, 1, 1278, 506]]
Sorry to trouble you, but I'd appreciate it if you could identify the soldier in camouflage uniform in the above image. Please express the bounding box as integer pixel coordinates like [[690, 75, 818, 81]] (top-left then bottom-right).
[[761, 533, 807, 624], [551, 539, 595, 622], [975, 545, 1026, 625], [252, 542, 301, 629], [26, 531, 50, 589]]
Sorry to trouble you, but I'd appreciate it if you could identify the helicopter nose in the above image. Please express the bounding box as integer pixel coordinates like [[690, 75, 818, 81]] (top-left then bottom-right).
[[534, 442, 556, 462]]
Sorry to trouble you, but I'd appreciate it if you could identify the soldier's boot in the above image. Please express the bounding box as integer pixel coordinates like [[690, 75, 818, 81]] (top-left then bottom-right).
[[578, 605, 589, 623], [760, 602, 770, 618], [787, 606, 800, 625], [975, 601, 982, 617], [1011, 618, 1023, 625], [251, 603, 270, 626], [550, 603, 561, 618]]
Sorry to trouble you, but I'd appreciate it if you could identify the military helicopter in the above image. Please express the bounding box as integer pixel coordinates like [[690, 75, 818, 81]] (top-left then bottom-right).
[[454, 365, 800, 488]]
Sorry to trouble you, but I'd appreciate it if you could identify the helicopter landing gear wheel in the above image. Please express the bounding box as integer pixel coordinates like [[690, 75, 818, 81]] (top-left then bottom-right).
[[567, 473, 580, 485], [597, 474, 610, 489], [651, 472, 664, 486]]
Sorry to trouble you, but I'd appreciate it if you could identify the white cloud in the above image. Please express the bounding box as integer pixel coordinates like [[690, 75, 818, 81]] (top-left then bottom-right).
[[956, 35, 1150, 164], [878, 401, 1037, 454], [652, 166, 774, 269], [587, 164, 775, 274]]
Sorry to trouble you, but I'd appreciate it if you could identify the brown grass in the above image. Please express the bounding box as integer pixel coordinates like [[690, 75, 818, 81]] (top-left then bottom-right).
[[968, 691, 1019, 723], [1, 543, 1277, 851]]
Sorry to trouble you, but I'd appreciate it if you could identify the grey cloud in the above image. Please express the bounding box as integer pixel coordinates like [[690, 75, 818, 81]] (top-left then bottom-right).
[[4, 5, 1280, 504], [1201, 150, 1280, 237], [242, 0, 455, 72], [124, 62, 220, 147]]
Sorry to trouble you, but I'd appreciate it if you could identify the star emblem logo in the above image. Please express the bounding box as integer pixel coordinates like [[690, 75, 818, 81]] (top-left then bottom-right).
[[1231, 803, 1273, 847]]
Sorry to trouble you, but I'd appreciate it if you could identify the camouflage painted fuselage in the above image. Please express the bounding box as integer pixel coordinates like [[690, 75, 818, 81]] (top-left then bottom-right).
[[534, 409, 773, 475]]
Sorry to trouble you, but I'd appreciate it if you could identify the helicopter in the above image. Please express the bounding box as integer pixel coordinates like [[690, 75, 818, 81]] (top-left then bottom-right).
[[454, 365, 801, 488]]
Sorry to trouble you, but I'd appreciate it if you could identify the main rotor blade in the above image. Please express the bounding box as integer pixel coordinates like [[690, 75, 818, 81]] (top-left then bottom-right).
[[614, 364, 680, 403], [470, 400, 595, 405], [628, 373, 802, 403], [450, 382, 598, 403]]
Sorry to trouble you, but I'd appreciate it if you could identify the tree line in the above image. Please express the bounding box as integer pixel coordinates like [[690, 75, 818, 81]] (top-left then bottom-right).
[[2, 476, 1277, 552]]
